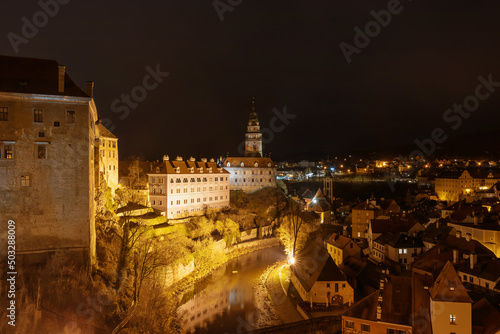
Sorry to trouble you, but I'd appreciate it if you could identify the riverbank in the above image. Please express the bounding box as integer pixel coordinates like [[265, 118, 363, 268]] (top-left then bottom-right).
[[167, 237, 282, 331], [264, 262, 303, 323]]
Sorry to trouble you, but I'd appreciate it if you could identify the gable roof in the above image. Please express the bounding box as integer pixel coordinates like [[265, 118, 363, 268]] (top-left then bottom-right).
[[344, 276, 412, 326], [327, 233, 357, 250], [472, 298, 500, 334], [97, 123, 117, 139], [429, 261, 473, 303], [0, 55, 88, 97]]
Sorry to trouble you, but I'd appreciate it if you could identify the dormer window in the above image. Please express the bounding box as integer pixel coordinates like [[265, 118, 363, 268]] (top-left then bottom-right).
[[175, 167, 180, 173], [227, 162, 230, 167], [268, 162, 271, 167], [190, 167, 194, 173], [156, 167, 160, 173], [208, 167, 212, 173], [240, 161, 244, 167], [254, 162, 258, 167]]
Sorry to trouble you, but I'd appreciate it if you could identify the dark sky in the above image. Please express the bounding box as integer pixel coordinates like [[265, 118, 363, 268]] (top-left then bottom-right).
[[2, 0, 500, 161]]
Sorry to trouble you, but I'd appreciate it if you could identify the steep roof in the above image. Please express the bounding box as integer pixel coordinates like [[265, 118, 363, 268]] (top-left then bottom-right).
[[97, 123, 117, 139], [472, 298, 500, 334], [293, 243, 347, 292], [0, 55, 88, 97], [344, 276, 412, 326], [370, 216, 420, 234], [327, 233, 356, 250], [429, 261, 473, 303]]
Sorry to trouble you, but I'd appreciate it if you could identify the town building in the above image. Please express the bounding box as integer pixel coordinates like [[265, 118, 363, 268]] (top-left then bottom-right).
[[351, 198, 401, 239], [447, 220, 500, 258], [326, 233, 361, 266], [148, 156, 230, 219], [435, 169, 500, 202], [95, 122, 119, 192], [0, 56, 98, 263], [367, 214, 424, 252], [343, 262, 474, 334], [306, 189, 331, 223], [291, 255, 354, 307], [457, 253, 500, 292], [222, 99, 277, 193]]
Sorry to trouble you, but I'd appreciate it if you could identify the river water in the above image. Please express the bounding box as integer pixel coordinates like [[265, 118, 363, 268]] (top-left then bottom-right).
[[177, 246, 286, 334]]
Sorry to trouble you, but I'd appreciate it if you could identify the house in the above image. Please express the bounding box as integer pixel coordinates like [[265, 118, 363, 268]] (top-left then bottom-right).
[[343, 262, 475, 334], [447, 220, 500, 258], [428, 262, 473, 334], [306, 188, 332, 223], [351, 198, 400, 239], [326, 233, 361, 266], [290, 244, 354, 307], [457, 253, 500, 292], [95, 122, 119, 193], [367, 213, 424, 251], [148, 156, 230, 219], [342, 274, 413, 334], [0, 56, 100, 264], [412, 234, 494, 279]]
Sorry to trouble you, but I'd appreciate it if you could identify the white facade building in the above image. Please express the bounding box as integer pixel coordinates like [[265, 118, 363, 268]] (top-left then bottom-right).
[[148, 156, 230, 219]]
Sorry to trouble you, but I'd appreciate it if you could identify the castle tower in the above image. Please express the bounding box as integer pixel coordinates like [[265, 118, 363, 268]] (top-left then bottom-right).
[[245, 97, 263, 157]]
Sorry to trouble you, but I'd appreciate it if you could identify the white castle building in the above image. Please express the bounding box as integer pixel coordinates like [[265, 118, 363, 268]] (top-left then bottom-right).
[[148, 156, 230, 219]]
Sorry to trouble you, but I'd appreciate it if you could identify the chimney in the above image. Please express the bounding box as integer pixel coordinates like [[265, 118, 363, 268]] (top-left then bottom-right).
[[453, 249, 459, 263], [58, 65, 65, 93], [470, 253, 477, 269], [466, 233, 471, 242], [86, 81, 94, 98]]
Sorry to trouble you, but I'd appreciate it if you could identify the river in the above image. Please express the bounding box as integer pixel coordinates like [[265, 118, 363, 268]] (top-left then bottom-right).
[[177, 245, 286, 334]]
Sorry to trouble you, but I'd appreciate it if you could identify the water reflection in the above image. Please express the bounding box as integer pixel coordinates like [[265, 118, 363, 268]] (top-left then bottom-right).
[[178, 246, 285, 334]]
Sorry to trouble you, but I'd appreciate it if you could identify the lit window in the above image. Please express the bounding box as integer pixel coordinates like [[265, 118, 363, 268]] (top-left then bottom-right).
[[345, 320, 354, 328], [3, 144, 13, 159], [20, 175, 30, 187], [450, 314, 457, 324]]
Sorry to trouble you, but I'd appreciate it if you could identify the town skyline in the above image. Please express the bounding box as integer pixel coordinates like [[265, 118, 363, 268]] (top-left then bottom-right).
[[2, 1, 500, 161]]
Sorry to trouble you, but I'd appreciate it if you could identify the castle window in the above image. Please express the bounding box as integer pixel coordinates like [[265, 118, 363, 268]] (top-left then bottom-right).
[[34, 108, 43, 123], [20, 175, 30, 187], [0, 107, 8, 121], [66, 110, 76, 123], [2, 144, 13, 159], [37, 145, 46, 159], [112, 141, 116, 148], [53, 121, 61, 127]]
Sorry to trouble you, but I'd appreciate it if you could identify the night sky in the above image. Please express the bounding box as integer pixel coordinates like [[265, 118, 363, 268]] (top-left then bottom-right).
[[2, 0, 500, 161]]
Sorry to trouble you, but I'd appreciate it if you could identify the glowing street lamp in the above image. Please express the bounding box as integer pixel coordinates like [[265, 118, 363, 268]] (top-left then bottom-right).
[[289, 256, 296, 265]]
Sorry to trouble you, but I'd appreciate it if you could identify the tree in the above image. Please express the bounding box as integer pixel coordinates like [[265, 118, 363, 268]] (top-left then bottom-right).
[[276, 201, 309, 259], [215, 218, 241, 247]]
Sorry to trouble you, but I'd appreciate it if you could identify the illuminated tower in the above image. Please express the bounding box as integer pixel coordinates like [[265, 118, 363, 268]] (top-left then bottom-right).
[[245, 97, 263, 157]]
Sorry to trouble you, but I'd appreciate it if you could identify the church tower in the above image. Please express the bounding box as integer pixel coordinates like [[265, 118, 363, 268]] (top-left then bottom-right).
[[245, 97, 263, 157]]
